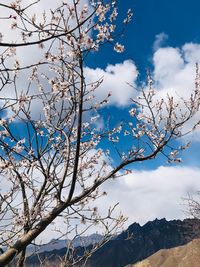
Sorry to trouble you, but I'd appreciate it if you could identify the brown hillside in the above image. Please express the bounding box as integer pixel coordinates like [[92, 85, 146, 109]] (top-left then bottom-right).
[[128, 238, 200, 267]]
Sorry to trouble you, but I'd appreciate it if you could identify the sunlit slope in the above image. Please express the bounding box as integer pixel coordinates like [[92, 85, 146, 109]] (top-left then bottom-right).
[[129, 239, 200, 267]]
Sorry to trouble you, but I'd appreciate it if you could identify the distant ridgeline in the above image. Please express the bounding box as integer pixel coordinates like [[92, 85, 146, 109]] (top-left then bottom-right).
[[23, 218, 200, 267], [88, 218, 200, 267]]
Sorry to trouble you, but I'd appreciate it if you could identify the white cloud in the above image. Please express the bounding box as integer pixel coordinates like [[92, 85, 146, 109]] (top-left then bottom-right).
[[153, 47, 185, 87], [149, 43, 200, 140], [83, 41, 200, 141], [183, 43, 200, 62], [26, 164, 200, 243], [153, 32, 168, 51], [101, 166, 200, 226], [152, 46, 198, 97], [84, 60, 138, 106], [0, 0, 93, 121], [1, 146, 200, 244], [0, 0, 90, 43]]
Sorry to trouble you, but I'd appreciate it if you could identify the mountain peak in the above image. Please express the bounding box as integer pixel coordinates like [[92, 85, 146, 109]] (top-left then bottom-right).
[[89, 218, 200, 267]]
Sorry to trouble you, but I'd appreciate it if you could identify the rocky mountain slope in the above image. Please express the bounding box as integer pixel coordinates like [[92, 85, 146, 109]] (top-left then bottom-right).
[[24, 218, 200, 267], [88, 218, 200, 267], [128, 238, 200, 267]]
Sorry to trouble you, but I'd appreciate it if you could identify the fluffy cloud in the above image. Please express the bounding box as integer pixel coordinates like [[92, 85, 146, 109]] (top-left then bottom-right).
[[84, 41, 200, 139], [30, 165, 200, 243], [153, 32, 168, 51], [151, 43, 200, 140], [153, 46, 194, 94], [84, 60, 138, 106], [101, 166, 200, 226]]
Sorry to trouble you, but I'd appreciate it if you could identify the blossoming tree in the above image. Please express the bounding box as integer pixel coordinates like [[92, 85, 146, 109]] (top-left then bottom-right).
[[0, 0, 199, 266]]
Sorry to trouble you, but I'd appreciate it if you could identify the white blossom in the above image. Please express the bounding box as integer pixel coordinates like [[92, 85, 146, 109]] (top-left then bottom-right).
[[114, 43, 125, 53]]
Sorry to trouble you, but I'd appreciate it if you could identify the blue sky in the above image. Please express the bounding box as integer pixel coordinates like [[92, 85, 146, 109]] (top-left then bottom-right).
[[84, 0, 200, 225], [86, 0, 200, 169], [1, 0, 200, 241], [88, 0, 200, 71]]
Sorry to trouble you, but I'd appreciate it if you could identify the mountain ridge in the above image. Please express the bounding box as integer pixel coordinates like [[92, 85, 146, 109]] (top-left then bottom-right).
[[24, 218, 200, 267], [88, 218, 200, 267]]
